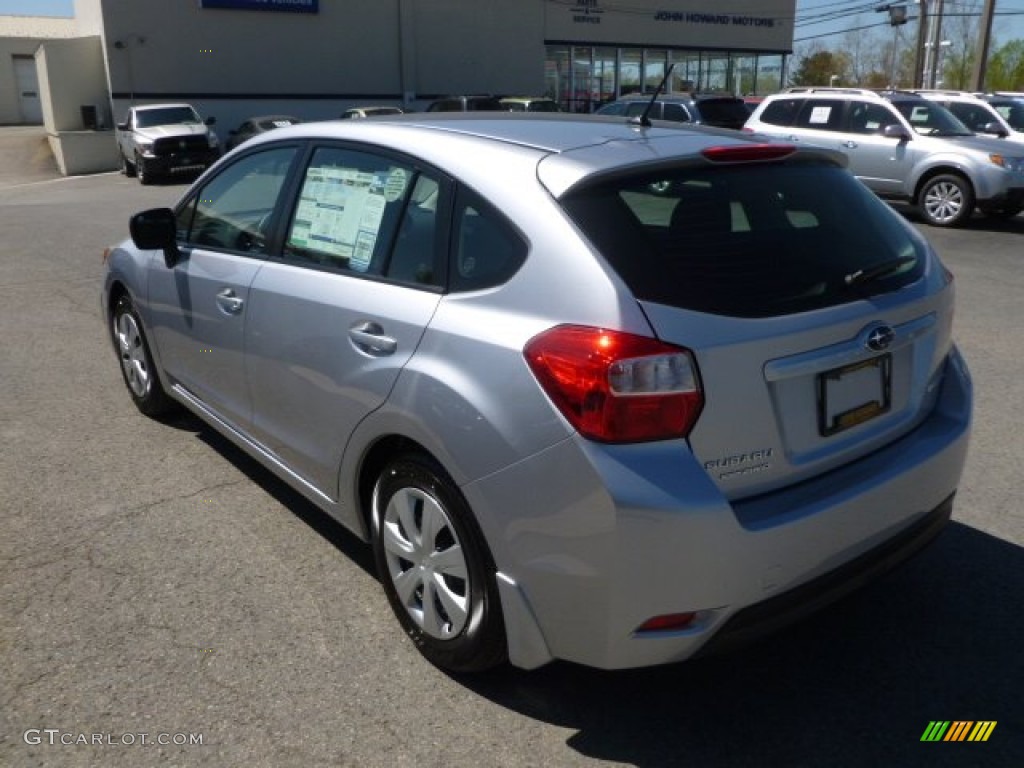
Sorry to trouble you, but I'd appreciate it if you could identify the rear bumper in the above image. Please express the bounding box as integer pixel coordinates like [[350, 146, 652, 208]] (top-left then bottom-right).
[[470, 347, 971, 670], [694, 491, 952, 658]]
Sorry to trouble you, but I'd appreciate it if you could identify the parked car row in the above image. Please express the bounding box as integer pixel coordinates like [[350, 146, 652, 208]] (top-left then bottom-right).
[[117, 88, 1024, 228], [745, 88, 1024, 227]]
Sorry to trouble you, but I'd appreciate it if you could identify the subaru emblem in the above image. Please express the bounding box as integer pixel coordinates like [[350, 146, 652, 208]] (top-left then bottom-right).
[[866, 325, 895, 352]]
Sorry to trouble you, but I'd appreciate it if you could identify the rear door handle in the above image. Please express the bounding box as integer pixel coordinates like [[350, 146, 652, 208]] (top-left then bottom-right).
[[349, 321, 397, 356], [216, 288, 244, 315]]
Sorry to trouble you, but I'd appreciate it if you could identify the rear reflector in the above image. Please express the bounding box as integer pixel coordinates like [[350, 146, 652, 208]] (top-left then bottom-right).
[[702, 144, 796, 163], [636, 613, 698, 633], [524, 325, 703, 443]]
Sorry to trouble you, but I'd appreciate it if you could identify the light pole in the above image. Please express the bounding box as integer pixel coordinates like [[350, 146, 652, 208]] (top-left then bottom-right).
[[112, 35, 146, 105], [876, 3, 909, 87]]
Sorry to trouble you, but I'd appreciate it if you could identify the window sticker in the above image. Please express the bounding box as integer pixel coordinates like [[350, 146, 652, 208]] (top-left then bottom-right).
[[809, 106, 832, 125], [384, 167, 409, 203], [289, 166, 388, 270]]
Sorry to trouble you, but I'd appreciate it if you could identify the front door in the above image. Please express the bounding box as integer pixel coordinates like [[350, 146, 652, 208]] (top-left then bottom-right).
[[147, 145, 300, 429]]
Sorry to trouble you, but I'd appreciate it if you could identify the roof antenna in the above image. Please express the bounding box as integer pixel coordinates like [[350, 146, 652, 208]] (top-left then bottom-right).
[[630, 63, 675, 128]]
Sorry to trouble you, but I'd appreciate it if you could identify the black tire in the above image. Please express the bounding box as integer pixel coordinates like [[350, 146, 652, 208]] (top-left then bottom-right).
[[136, 153, 152, 185], [371, 453, 507, 673], [918, 173, 974, 227], [120, 152, 136, 177], [110, 293, 175, 417]]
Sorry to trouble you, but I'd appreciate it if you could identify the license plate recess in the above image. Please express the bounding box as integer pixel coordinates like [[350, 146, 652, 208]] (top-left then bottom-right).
[[817, 354, 891, 436]]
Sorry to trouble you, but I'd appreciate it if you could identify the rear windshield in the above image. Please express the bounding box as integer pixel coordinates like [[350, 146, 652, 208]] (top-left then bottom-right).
[[695, 99, 750, 128], [559, 162, 926, 318]]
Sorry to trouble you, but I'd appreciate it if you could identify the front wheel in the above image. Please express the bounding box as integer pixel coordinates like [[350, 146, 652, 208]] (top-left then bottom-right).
[[120, 152, 136, 177], [135, 153, 152, 185], [918, 174, 974, 227], [371, 453, 507, 673], [111, 293, 175, 417]]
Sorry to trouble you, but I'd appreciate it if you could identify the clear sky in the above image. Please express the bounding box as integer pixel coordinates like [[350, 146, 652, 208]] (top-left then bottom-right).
[[0, 0, 73, 16]]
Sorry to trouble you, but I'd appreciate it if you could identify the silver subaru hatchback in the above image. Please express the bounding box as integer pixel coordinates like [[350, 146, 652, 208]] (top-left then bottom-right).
[[102, 114, 972, 672]]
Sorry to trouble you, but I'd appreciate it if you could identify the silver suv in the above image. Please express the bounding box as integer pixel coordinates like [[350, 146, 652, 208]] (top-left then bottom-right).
[[746, 87, 1024, 225], [914, 90, 1024, 151]]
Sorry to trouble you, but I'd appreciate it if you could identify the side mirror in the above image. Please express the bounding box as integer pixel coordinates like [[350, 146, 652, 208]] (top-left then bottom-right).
[[882, 123, 911, 141], [130, 208, 179, 267], [205, 116, 217, 126], [981, 121, 1008, 138], [116, 122, 128, 131]]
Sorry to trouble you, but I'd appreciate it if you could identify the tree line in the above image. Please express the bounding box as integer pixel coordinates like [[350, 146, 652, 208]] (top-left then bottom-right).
[[790, 3, 1024, 91]]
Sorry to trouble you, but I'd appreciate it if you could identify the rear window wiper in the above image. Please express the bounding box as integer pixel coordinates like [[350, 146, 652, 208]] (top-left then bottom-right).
[[844, 256, 916, 288]]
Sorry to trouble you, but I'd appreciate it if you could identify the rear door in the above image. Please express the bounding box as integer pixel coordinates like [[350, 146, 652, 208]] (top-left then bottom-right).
[[559, 159, 951, 500], [840, 100, 909, 195], [244, 145, 447, 496]]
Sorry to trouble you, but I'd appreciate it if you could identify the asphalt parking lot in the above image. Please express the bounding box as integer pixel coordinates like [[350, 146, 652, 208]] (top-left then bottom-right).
[[1, 135, 1022, 767]]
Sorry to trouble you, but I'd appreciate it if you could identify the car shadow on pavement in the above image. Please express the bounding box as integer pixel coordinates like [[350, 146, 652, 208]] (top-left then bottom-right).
[[168, 414, 1022, 767], [163, 410, 377, 577], [894, 203, 1024, 233], [463, 523, 1024, 768]]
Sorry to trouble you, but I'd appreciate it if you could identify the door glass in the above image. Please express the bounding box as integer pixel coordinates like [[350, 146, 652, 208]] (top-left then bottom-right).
[[593, 47, 617, 109], [620, 50, 642, 97], [644, 50, 667, 92], [183, 146, 297, 255], [284, 146, 442, 284]]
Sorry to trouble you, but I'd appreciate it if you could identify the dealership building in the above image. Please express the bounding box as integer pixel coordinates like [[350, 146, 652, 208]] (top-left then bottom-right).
[[1, 0, 796, 174]]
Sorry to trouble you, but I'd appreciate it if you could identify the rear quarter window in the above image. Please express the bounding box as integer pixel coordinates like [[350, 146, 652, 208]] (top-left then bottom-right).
[[758, 98, 802, 127], [559, 162, 926, 318]]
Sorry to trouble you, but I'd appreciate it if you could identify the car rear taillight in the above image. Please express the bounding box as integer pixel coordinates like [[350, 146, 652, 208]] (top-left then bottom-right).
[[524, 325, 703, 443]]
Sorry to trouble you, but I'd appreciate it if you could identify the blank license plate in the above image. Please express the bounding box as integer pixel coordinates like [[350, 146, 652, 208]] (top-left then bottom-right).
[[817, 355, 891, 436]]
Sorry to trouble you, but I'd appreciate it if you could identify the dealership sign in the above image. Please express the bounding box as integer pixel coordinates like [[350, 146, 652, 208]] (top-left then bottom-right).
[[199, 0, 318, 12]]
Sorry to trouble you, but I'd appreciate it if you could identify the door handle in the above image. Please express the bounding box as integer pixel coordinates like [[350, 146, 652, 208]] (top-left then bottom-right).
[[215, 288, 244, 315], [349, 321, 397, 356]]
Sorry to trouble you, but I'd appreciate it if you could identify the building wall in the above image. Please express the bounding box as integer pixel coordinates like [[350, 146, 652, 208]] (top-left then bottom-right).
[[544, 1, 794, 52], [0, 16, 76, 39], [94, 0, 552, 134], [37, 36, 109, 132], [0, 15, 80, 124], [1, 40, 44, 123]]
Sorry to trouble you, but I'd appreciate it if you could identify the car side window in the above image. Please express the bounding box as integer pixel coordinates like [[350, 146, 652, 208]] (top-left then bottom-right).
[[847, 102, 895, 134], [794, 99, 846, 132], [948, 103, 990, 132], [180, 146, 297, 255], [283, 146, 442, 284], [759, 98, 801, 126], [450, 189, 527, 292], [662, 103, 690, 122]]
